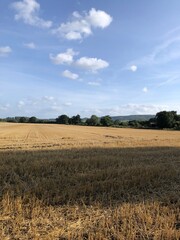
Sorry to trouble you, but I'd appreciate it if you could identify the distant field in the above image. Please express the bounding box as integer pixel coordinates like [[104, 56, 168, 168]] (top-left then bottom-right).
[[0, 123, 179, 239], [0, 123, 179, 150]]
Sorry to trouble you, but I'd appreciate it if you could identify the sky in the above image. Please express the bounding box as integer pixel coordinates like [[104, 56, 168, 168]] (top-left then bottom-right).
[[0, 0, 180, 118]]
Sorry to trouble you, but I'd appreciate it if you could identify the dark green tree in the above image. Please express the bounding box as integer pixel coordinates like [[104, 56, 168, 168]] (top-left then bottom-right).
[[56, 115, 69, 124], [29, 116, 37, 123], [119, 121, 128, 127], [156, 111, 177, 128], [86, 115, 99, 126], [19, 117, 28, 123], [69, 114, 81, 125], [6, 117, 16, 123], [114, 119, 121, 126], [129, 120, 141, 128], [175, 115, 180, 121], [100, 115, 113, 126], [15, 117, 20, 122]]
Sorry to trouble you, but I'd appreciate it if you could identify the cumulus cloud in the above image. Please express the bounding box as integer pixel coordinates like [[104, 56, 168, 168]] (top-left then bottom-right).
[[75, 57, 109, 72], [130, 65, 137, 72], [11, 0, 52, 28], [0, 46, 12, 57], [62, 70, 79, 80], [50, 48, 109, 73], [56, 20, 91, 40], [86, 8, 113, 28], [53, 8, 112, 40], [142, 87, 148, 93], [23, 42, 36, 49], [50, 49, 78, 65]]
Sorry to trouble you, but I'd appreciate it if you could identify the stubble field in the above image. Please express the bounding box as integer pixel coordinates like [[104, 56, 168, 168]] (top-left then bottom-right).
[[0, 123, 179, 239]]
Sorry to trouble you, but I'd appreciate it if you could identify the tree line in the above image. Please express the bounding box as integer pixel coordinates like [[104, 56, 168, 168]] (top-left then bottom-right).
[[0, 116, 52, 124], [0, 111, 180, 130], [55, 111, 180, 129]]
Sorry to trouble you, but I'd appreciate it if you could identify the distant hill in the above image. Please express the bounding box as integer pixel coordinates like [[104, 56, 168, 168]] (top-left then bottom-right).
[[82, 115, 155, 122], [111, 115, 155, 122]]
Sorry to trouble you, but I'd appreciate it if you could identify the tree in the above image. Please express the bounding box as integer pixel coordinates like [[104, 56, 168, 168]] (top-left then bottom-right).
[[155, 111, 177, 128], [86, 115, 99, 126], [129, 120, 141, 128], [100, 115, 113, 126], [29, 116, 37, 123], [119, 121, 128, 127], [19, 117, 28, 123], [114, 119, 121, 126], [69, 114, 81, 125], [56, 115, 69, 124], [6, 117, 16, 123], [175, 115, 180, 121], [15, 117, 21, 122]]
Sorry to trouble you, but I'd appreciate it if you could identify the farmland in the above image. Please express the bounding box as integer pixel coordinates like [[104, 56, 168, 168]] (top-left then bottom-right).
[[0, 123, 179, 239], [0, 123, 179, 150]]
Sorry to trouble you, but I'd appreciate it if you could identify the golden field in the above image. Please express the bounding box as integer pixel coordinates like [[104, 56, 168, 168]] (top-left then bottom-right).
[[0, 123, 179, 239], [0, 123, 180, 150]]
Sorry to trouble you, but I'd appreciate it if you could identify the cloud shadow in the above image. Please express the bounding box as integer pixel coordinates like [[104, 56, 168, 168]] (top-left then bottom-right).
[[0, 146, 179, 207]]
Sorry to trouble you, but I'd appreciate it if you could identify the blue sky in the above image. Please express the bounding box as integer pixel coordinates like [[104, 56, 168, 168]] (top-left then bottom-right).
[[0, 0, 180, 118]]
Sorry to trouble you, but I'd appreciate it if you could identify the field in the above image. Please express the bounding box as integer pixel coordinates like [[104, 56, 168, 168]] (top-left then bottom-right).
[[0, 123, 179, 239]]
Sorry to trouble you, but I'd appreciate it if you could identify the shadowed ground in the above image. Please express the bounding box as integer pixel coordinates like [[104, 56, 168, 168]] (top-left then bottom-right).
[[0, 124, 179, 239], [0, 146, 179, 239], [0, 147, 179, 205]]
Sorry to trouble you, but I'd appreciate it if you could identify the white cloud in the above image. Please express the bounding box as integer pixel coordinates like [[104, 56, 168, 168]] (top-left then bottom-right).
[[55, 20, 91, 40], [130, 65, 137, 72], [75, 57, 109, 72], [23, 42, 36, 49], [42, 96, 55, 102], [65, 31, 82, 40], [84, 104, 175, 116], [53, 8, 112, 40], [142, 87, 148, 93], [113, 104, 175, 115], [15, 96, 74, 116], [11, 0, 52, 28], [50, 49, 109, 73], [88, 81, 101, 86], [62, 70, 79, 80], [50, 49, 77, 65], [86, 8, 113, 29], [16, 96, 62, 115], [0, 46, 12, 57]]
